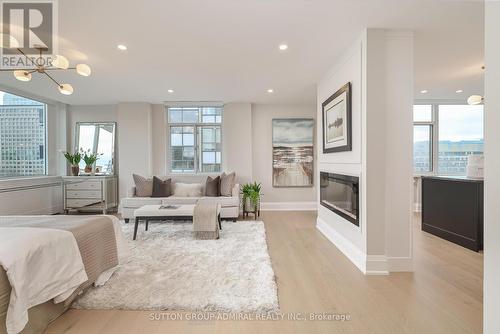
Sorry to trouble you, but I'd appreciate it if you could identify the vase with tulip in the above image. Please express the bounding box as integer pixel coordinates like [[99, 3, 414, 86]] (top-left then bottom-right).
[[63, 151, 82, 176], [81, 149, 101, 175]]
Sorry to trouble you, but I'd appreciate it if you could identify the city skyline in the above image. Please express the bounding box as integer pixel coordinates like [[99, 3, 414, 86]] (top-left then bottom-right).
[[0, 91, 46, 177], [414, 139, 483, 174]]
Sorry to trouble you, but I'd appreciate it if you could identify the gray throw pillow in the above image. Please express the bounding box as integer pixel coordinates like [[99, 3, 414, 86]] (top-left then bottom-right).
[[133, 174, 153, 197], [205, 176, 220, 197], [152, 176, 171, 197], [220, 172, 236, 196]]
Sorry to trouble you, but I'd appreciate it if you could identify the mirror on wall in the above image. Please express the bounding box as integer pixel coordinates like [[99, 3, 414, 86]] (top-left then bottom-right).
[[75, 122, 116, 175]]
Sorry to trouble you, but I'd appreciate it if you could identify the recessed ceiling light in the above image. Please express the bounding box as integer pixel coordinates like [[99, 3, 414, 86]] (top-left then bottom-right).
[[267, 89, 274, 93], [456, 89, 463, 93], [420, 90, 428, 94], [279, 44, 288, 51], [117, 44, 127, 51], [167, 89, 174, 93]]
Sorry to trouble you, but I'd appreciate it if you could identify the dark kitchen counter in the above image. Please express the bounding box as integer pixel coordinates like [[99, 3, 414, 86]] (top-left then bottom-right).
[[421, 176, 483, 252]]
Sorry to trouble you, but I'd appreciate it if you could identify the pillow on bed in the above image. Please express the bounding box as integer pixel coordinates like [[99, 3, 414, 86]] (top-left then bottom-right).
[[173, 183, 203, 197], [133, 174, 153, 197]]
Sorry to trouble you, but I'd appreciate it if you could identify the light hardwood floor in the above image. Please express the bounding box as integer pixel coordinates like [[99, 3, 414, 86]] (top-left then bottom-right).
[[45, 211, 483, 334]]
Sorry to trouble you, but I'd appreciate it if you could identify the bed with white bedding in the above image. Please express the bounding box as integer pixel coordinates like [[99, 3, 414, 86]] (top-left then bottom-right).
[[0, 215, 127, 334]]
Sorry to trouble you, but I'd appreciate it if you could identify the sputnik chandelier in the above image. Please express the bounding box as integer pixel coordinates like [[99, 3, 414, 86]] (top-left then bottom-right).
[[0, 45, 91, 95]]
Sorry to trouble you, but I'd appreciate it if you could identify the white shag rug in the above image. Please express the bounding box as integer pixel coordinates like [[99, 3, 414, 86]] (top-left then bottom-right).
[[72, 220, 279, 313]]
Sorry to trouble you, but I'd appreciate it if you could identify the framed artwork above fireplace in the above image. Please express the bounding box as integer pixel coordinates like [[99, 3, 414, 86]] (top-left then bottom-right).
[[322, 82, 352, 153]]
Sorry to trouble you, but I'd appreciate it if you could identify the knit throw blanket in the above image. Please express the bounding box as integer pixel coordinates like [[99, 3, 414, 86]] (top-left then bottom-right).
[[193, 200, 221, 240]]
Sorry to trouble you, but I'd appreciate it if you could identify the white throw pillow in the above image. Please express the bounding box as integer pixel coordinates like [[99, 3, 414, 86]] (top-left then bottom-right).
[[173, 183, 203, 197]]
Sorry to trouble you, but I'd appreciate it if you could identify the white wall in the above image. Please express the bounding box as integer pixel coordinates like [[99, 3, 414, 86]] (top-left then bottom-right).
[[316, 29, 413, 274], [364, 29, 388, 261], [378, 30, 414, 270], [151, 104, 167, 176], [116, 102, 153, 199], [222, 103, 253, 185], [484, 2, 500, 333], [47, 103, 68, 176]]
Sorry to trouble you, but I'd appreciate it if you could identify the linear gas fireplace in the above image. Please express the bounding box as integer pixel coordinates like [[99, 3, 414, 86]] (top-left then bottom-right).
[[320, 172, 359, 226]]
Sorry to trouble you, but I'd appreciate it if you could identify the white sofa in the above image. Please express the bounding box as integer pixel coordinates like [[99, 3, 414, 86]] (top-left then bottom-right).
[[120, 180, 240, 223]]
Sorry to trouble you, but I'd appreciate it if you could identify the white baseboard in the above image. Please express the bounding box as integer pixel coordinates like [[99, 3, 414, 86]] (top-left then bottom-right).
[[364, 255, 413, 273], [316, 216, 367, 273], [260, 201, 317, 211], [366, 255, 389, 275], [316, 217, 413, 274], [387, 257, 413, 272]]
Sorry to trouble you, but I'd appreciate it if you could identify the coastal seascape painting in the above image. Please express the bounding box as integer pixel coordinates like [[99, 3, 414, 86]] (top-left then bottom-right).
[[272, 118, 314, 187]]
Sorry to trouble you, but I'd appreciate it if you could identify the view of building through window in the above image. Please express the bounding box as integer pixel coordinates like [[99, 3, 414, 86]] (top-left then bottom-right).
[[413, 104, 484, 175], [438, 105, 484, 175], [413, 104, 433, 173], [413, 124, 432, 173], [0, 91, 47, 177], [167, 107, 222, 173]]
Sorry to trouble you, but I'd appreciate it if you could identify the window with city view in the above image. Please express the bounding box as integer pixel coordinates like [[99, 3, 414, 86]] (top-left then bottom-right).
[[167, 106, 222, 173], [0, 91, 47, 177], [438, 105, 483, 175], [413, 104, 484, 175]]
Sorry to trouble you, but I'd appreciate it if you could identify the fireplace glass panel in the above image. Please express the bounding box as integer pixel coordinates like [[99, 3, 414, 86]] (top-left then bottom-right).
[[320, 172, 359, 226]]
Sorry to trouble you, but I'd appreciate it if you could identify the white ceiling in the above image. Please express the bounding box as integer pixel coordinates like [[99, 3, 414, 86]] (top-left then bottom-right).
[[0, 0, 484, 105]]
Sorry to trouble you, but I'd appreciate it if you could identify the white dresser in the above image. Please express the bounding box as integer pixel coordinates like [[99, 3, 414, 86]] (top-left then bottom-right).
[[63, 176, 118, 214]]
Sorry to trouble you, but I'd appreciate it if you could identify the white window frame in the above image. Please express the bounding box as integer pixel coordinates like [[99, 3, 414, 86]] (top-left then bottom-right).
[[166, 106, 223, 174]]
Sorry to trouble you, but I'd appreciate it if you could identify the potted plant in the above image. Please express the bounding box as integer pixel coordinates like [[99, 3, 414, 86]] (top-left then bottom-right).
[[81, 149, 100, 175], [241, 182, 262, 215], [63, 151, 82, 176]]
